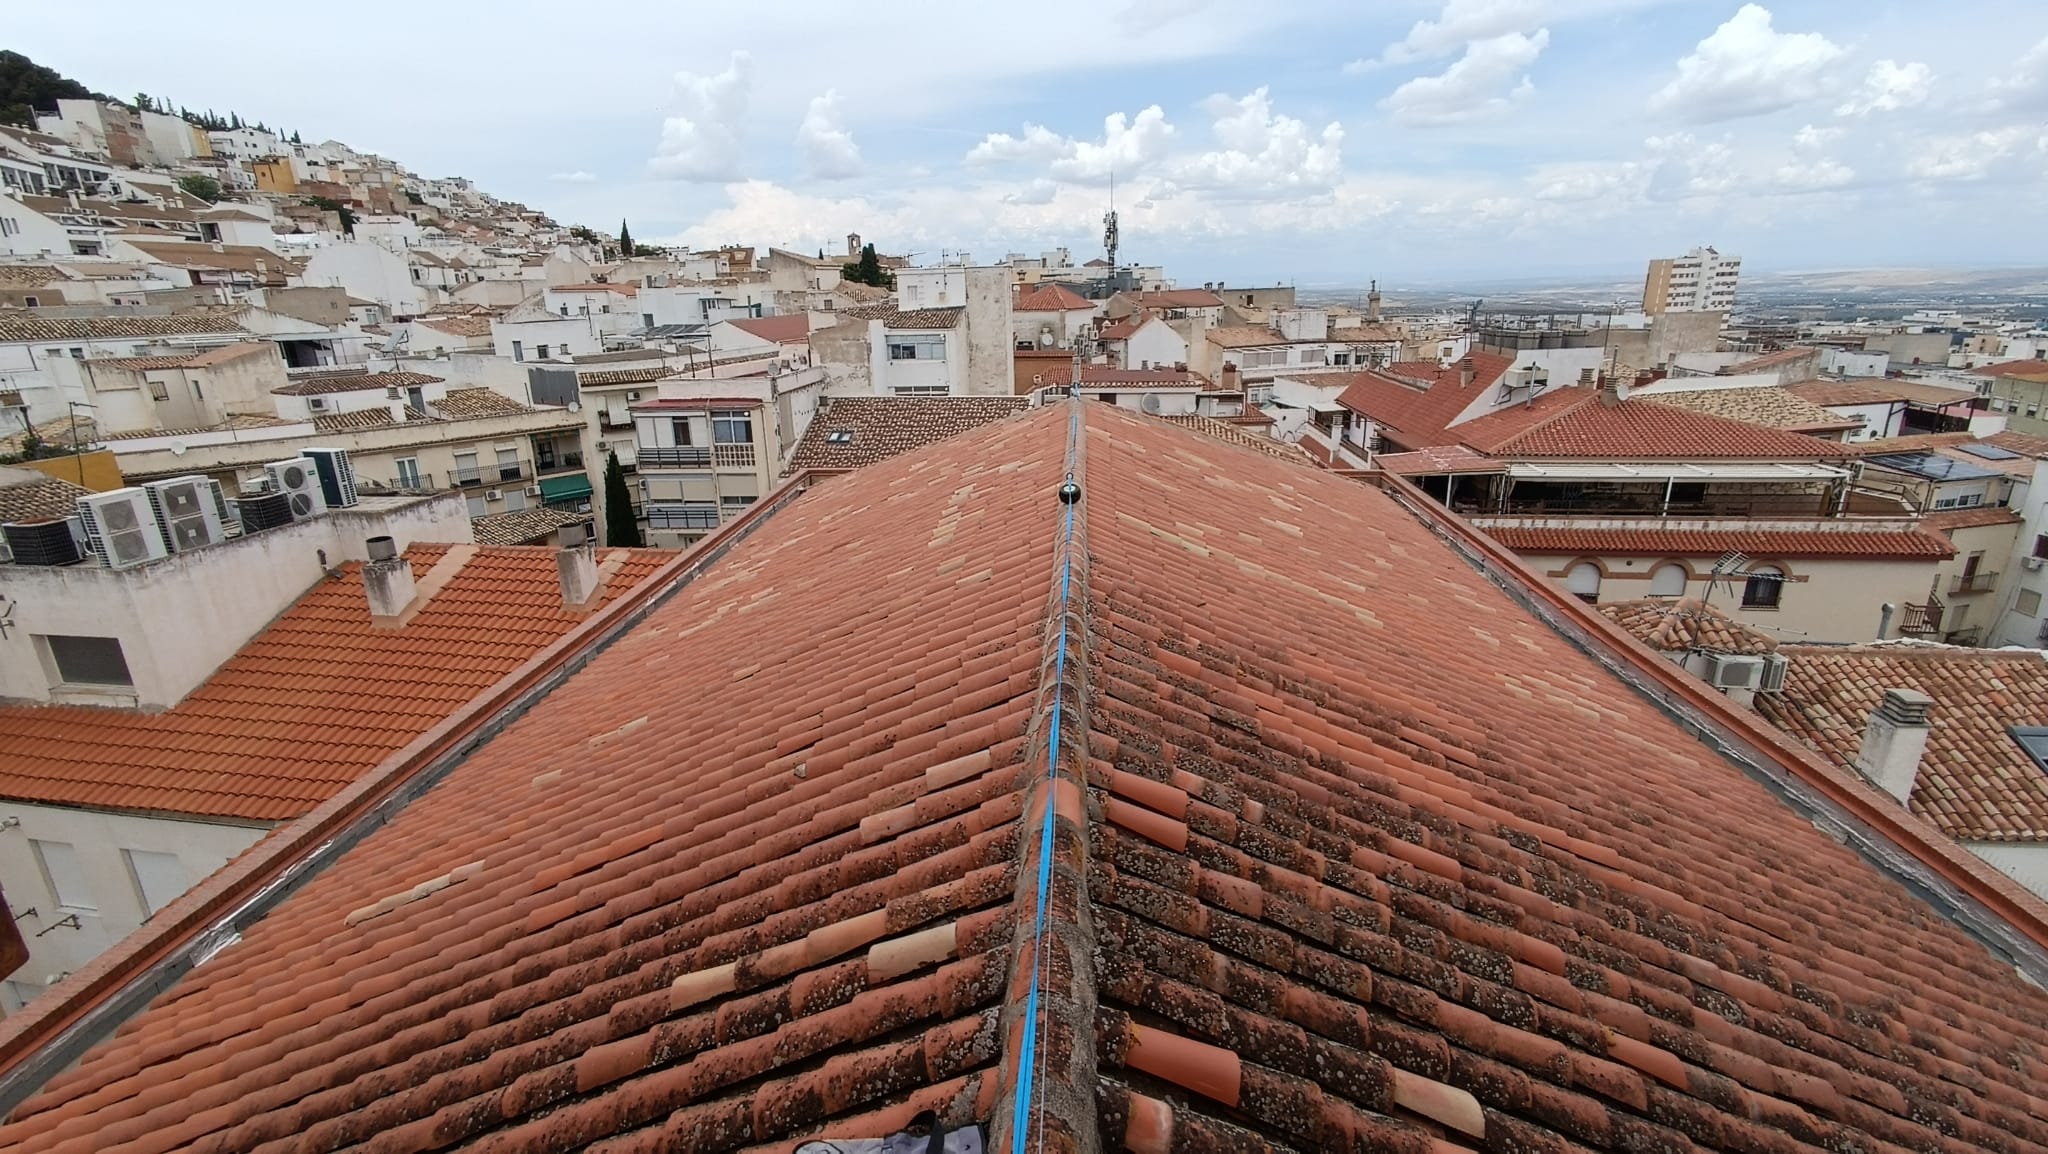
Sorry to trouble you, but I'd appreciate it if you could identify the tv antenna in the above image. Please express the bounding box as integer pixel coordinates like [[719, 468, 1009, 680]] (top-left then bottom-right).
[[1102, 168, 1119, 283]]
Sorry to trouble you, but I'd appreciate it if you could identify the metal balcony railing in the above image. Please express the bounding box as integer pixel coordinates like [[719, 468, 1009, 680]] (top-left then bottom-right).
[[1949, 571, 1998, 596], [496, 462, 528, 483], [646, 505, 720, 530], [452, 466, 485, 487], [1900, 600, 1944, 636], [638, 446, 713, 468], [536, 451, 585, 474]]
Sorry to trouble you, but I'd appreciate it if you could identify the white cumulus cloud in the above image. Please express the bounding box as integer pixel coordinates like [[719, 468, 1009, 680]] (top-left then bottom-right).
[[796, 90, 863, 180], [1774, 157, 1855, 189], [1650, 5, 1844, 123], [1989, 34, 2048, 109], [966, 107, 1176, 184], [1172, 88, 1344, 197], [549, 171, 597, 183], [648, 51, 753, 182], [1908, 127, 2032, 182], [1347, 0, 1545, 71], [1836, 60, 1932, 116], [1381, 30, 1549, 125]]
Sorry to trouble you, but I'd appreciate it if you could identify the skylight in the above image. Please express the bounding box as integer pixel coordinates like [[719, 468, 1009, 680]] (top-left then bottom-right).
[[2010, 726, 2048, 774]]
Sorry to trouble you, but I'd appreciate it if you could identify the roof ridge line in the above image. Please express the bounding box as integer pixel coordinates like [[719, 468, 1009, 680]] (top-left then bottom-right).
[[991, 397, 1103, 1153]]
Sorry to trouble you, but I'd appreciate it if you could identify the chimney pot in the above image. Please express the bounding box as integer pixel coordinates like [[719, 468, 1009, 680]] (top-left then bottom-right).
[[557, 533, 603, 610], [1853, 688, 1934, 805], [365, 535, 398, 561], [364, 549, 416, 625]]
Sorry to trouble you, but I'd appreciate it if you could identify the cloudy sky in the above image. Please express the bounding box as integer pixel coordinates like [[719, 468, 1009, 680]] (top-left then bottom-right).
[[13, 1, 2048, 285]]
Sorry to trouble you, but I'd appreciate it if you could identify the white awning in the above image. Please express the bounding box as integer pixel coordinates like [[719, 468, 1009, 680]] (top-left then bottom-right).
[[1504, 461, 1850, 482]]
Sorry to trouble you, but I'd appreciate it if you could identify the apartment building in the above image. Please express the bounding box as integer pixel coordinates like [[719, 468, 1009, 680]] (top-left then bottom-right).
[[1642, 245, 1740, 314], [627, 363, 825, 546]]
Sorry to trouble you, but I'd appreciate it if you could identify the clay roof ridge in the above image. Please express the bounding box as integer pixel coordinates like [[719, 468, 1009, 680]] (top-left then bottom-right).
[[992, 397, 1102, 1147], [1462, 390, 1595, 452]]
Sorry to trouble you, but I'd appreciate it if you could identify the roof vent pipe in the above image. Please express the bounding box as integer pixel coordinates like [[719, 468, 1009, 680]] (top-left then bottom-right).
[[1877, 601, 1896, 640], [1853, 688, 1934, 805]]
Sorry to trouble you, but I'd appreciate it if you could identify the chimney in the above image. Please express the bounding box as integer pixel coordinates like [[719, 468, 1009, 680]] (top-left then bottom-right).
[[1221, 363, 1243, 393], [388, 399, 407, 422], [363, 536, 417, 626], [1598, 379, 1623, 407], [556, 521, 603, 610], [1852, 689, 1934, 805], [1458, 357, 1475, 388]]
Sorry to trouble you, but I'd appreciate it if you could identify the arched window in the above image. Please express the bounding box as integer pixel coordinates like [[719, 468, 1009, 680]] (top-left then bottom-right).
[[1565, 562, 1602, 604], [1650, 563, 1688, 597], [1743, 565, 1785, 608]]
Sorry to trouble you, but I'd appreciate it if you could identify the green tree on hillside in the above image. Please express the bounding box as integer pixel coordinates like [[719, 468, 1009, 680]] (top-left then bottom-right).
[[0, 49, 105, 128], [176, 174, 222, 203]]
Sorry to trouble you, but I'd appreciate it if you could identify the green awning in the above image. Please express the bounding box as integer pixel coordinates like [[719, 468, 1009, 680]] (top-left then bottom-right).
[[539, 474, 593, 501]]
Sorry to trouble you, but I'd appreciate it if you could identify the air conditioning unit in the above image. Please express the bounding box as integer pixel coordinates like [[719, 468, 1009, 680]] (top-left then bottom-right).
[[143, 476, 225, 553], [626, 391, 641, 401], [76, 488, 169, 570], [524, 485, 542, 497], [1758, 653, 1789, 694], [265, 457, 327, 519], [1703, 653, 1766, 691], [307, 397, 328, 412], [485, 488, 502, 501], [302, 447, 359, 507], [1, 518, 85, 567], [230, 491, 294, 533], [2027, 556, 2045, 572]]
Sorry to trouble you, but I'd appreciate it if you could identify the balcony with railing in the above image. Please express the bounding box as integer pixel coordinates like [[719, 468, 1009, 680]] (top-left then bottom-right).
[[496, 460, 528, 484], [1900, 599, 1944, 637], [646, 504, 721, 530], [452, 466, 485, 488], [636, 442, 758, 471], [535, 449, 585, 475], [1949, 570, 1998, 596]]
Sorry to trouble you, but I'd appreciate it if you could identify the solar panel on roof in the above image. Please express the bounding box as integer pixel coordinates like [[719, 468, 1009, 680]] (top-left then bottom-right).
[[1958, 443, 2022, 460]]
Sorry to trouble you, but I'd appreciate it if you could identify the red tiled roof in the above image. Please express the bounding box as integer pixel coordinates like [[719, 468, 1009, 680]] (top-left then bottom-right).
[[725, 314, 810, 344], [1920, 506, 2025, 531], [1474, 394, 1854, 460], [5, 407, 2048, 1150], [843, 304, 965, 329], [1727, 346, 1820, 373], [0, 544, 672, 821], [553, 282, 639, 296], [1033, 364, 1203, 386], [271, 370, 445, 396], [1096, 314, 1148, 341], [1598, 598, 1779, 655], [785, 395, 1029, 471], [1760, 646, 2048, 841], [1987, 430, 2048, 457], [1332, 354, 1518, 448], [1204, 325, 1286, 349], [1974, 358, 2048, 381], [1014, 284, 1092, 312], [1483, 524, 1956, 559]]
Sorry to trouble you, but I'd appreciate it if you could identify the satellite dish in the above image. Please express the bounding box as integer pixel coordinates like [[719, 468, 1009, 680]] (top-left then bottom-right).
[[1038, 327, 1054, 347], [170, 441, 188, 456]]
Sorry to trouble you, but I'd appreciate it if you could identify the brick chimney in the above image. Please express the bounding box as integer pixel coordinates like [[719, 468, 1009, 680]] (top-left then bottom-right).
[[363, 536, 417, 626], [556, 522, 603, 610], [1458, 357, 1475, 389], [1852, 689, 1934, 805]]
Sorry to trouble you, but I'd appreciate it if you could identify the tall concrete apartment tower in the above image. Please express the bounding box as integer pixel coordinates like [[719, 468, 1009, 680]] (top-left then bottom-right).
[[1643, 246, 1741, 314]]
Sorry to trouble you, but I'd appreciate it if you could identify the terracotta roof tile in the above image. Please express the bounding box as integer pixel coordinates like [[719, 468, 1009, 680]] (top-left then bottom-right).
[[1834, 431, 1977, 456], [90, 341, 274, 373], [432, 387, 532, 419], [271, 370, 445, 396], [1598, 598, 1780, 655], [1476, 395, 1854, 460], [1641, 385, 1864, 432], [0, 470, 89, 523], [416, 315, 494, 338], [5, 407, 2048, 1151], [1372, 444, 1506, 475], [1129, 289, 1223, 308], [1974, 359, 2048, 382], [1920, 506, 2025, 531], [1986, 430, 2048, 458], [1014, 284, 1092, 312], [1787, 377, 1981, 408], [785, 396, 1029, 472], [311, 405, 435, 433], [1759, 646, 2048, 841], [1727, 346, 1820, 373], [1151, 414, 1313, 463], [552, 282, 639, 296], [843, 305, 965, 329], [0, 544, 672, 821], [470, 506, 593, 545], [1331, 354, 1519, 448], [1204, 325, 1286, 349], [0, 311, 250, 344], [1482, 523, 1956, 558], [725, 314, 809, 344], [577, 366, 673, 386]]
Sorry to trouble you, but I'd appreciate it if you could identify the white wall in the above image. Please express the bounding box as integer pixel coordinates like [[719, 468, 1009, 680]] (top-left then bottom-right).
[[1994, 458, 2048, 647], [493, 316, 603, 361], [0, 804, 269, 1013], [302, 242, 429, 316], [0, 494, 472, 710], [1126, 320, 1189, 370], [1822, 348, 1889, 377]]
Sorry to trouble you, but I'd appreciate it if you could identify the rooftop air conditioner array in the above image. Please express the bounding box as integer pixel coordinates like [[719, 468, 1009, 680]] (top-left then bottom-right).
[[1703, 653, 1765, 692], [303, 447, 359, 508], [143, 476, 226, 554], [230, 491, 294, 534], [265, 456, 327, 519], [76, 488, 169, 570], [1, 518, 85, 567]]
